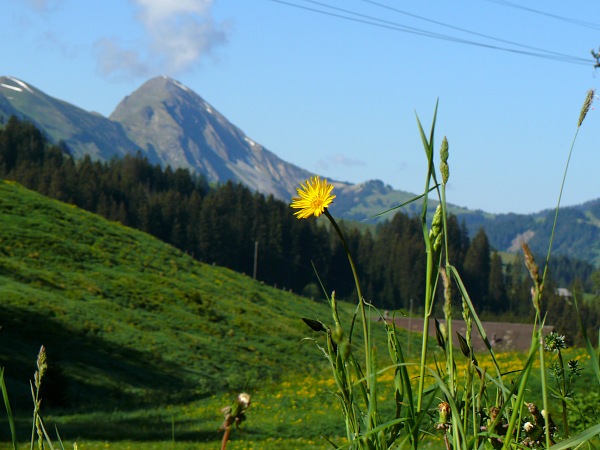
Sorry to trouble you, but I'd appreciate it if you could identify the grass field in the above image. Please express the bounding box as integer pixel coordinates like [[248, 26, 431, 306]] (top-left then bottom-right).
[[3, 347, 591, 449], [1, 178, 599, 449], [0, 179, 411, 447], [0, 179, 337, 410]]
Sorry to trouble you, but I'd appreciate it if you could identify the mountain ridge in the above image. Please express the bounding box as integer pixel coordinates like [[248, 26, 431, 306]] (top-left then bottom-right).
[[0, 75, 140, 160], [109, 75, 317, 200], [1, 75, 599, 265]]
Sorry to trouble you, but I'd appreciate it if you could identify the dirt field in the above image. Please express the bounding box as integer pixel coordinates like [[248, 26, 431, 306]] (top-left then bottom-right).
[[389, 317, 554, 352]]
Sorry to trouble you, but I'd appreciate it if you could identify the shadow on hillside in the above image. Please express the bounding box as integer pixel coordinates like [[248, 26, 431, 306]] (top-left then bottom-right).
[[11, 416, 220, 442], [0, 305, 197, 414]]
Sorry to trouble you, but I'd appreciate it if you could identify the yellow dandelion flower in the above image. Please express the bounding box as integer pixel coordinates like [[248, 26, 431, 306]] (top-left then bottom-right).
[[290, 176, 336, 219]]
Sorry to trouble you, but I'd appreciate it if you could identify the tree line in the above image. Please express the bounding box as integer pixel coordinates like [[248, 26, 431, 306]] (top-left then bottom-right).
[[1, 116, 598, 341]]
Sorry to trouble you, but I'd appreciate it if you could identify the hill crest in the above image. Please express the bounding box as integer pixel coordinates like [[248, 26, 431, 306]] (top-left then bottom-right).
[[0, 178, 329, 409]]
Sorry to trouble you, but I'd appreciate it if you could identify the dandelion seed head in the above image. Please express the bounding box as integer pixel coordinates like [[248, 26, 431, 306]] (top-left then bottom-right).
[[523, 422, 535, 433], [237, 392, 251, 409]]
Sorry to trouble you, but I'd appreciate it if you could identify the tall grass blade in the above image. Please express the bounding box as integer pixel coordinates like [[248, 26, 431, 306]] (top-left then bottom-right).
[[447, 264, 503, 379], [501, 338, 539, 449], [541, 89, 593, 290], [414, 106, 441, 415], [0, 368, 19, 450], [55, 426, 66, 450], [368, 186, 439, 219], [37, 416, 56, 450], [574, 295, 600, 386], [547, 423, 600, 449], [424, 367, 467, 445]]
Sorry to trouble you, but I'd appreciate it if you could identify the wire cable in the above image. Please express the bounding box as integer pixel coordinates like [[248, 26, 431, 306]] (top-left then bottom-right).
[[482, 0, 600, 31], [268, 0, 594, 66], [358, 0, 588, 61]]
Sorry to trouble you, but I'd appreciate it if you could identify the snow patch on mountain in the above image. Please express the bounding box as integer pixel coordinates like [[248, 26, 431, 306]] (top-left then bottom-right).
[[172, 79, 189, 93], [6, 77, 33, 93], [0, 83, 22, 92]]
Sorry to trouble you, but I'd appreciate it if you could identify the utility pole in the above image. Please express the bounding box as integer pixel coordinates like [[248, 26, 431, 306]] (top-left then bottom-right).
[[253, 240, 258, 280], [408, 298, 413, 356]]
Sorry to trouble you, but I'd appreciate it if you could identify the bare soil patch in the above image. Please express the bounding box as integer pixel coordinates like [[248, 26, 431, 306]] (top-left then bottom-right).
[[388, 317, 554, 352]]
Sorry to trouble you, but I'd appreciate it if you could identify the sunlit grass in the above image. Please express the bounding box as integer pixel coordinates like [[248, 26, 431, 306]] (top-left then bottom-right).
[[14, 347, 586, 450]]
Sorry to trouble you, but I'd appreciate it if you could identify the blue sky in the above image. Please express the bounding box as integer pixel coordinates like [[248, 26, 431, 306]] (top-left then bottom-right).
[[1, 0, 599, 214]]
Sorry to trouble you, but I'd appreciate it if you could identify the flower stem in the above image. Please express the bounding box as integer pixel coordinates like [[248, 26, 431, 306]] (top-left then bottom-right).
[[220, 426, 232, 450], [323, 209, 373, 401]]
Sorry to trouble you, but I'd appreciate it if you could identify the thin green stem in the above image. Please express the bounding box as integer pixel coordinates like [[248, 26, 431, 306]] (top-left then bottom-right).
[[536, 114, 584, 449], [502, 340, 538, 449], [541, 127, 580, 288], [30, 382, 40, 450], [324, 209, 375, 434], [538, 331, 551, 448], [557, 349, 569, 437], [417, 256, 433, 413], [416, 140, 435, 413], [324, 209, 367, 346], [440, 185, 455, 399]]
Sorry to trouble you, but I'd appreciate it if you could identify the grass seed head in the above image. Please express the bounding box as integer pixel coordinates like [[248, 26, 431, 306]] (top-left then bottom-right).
[[578, 89, 595, 127], [429, 205, 443, 252], [440, 137, 449, 184], [34, 345, 47, 389], [521, 243, 539, 284]]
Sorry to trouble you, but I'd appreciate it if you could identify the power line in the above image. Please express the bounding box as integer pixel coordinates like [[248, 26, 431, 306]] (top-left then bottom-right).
[[358, 0, 588, 61], [268, 0, 594, 66], [482, 0, 600, 31]]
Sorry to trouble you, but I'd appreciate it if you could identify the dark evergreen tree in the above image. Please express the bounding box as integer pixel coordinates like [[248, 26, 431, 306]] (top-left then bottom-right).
[[445, 215, 470, 272], [505, 252, 536, 319], [2, 115, 598, 320], [488, 251, 508, 313], [463, 228, 491, 310]]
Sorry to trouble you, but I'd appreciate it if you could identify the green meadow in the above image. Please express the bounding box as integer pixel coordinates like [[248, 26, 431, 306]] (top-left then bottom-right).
[[0, 179, 395, 448], [1, 179, 599, 448]]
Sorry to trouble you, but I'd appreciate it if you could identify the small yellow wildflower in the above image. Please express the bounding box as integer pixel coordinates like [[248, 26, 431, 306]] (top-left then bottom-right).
[[290, 176, 336, 219]]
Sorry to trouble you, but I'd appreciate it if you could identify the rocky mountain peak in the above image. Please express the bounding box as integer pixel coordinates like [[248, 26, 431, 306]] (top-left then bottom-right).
[[109, 76, 315, 199]]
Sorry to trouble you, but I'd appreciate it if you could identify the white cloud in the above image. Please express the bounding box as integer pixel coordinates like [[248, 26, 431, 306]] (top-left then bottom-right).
[[94, 38, 150, 80], [316, 154, 367, 171], [94, 0, 228, 80], [135, 0, 212, 25]]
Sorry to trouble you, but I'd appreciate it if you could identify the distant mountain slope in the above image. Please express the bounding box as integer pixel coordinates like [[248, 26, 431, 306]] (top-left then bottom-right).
[[0, 179, 330, 410], [0, 76, 140, 160], [0, 75, 414, 208], [110, 76, 318, 200], [527, 201, 600, 265], [1, 75, 599, 266], [451, 202, 600, 266]]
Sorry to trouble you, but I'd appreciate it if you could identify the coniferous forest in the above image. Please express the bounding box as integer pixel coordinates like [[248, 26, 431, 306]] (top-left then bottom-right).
[[1, 116, 598, 342]]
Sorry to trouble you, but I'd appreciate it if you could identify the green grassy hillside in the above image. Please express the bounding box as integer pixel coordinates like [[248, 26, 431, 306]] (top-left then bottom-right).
[[0, 179, 337, 412]]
